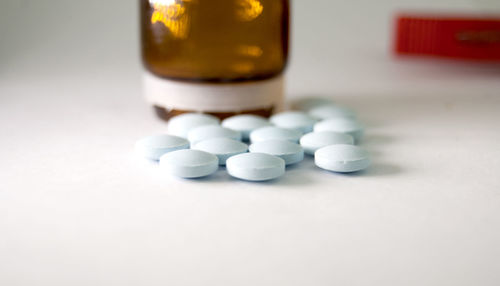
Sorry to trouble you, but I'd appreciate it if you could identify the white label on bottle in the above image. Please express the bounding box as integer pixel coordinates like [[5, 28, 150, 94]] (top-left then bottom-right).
[[143, 72, 284, 112]]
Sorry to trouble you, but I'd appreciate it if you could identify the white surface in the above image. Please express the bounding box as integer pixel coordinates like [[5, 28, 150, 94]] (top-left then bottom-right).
[[1, 0, 500, 286]]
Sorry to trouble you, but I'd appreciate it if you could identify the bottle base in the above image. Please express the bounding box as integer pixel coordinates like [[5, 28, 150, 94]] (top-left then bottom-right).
[[153, 106, 275, 121], [143, 71, 284, 121]]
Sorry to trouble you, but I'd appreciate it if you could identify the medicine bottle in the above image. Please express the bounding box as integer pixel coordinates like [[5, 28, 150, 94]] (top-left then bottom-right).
[[140, 0, 290, 120]]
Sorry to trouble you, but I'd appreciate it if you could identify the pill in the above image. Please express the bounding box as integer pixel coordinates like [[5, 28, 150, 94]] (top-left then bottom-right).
[[188, 125, 242, 144], [192, 138, 248, 165], [226, 153, 285, 181], [159, 149, 219, 178], [314, 118, 364, 142], [250, 126, 302, 143], [135, 134, 190, 160], [249, 140, 304, 165], [270, 111, 316, 134], [292, 97, 335, 111], [315, 144, 370, 173], [167, 113, 220, 138], [221, 114, 272, 141], [308, 104, 356, 120], [300, 131, 354, 155]]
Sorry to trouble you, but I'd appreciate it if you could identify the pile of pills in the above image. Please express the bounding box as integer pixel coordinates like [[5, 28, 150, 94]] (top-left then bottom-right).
[[135, 97, 371, 181]]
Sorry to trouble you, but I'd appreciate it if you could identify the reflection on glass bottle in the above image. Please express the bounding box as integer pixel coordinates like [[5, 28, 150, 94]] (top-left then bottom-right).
[[149, 0, 190, 39], [236, 0, 264, 21]]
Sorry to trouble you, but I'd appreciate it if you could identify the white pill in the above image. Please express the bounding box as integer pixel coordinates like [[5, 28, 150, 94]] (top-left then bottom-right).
[[135, 134, 189, 160], [249, 140, 304, 165], [167, 113, 220, 138], [315, 144, 370, 173], [226, 153, 285, 181], [292, 97, 335, 111], [250, 126, 302, 143], [159, 149, 219, 178], [192, 138, 248, 165], [314, 118, 364, 142], [270, 111, 316, 134], [308, 104, 356, 120], [188, 125, 242, 144], [300, 131, 354, 155], [221, 114, 272, 141]]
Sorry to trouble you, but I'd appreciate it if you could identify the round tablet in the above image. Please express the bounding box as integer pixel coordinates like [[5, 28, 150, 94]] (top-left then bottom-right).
[[249, 140, 304, 165], [192, 138, 248, 165], [221, 114, 272, 141], [135, 134, 189, 160], [308, 104, 356, 120], [249, 126, 302, 143], [226, 153, 285, 181], [188, 125, 242, 144], [167, 113, 220, 138], [270, 111, 316, 134], [159, 149, 219, 178], [313, 118, 364, 142], [315, 144, 370, 173], [300, 131, 354, 155], [292, 97, 335, 111]]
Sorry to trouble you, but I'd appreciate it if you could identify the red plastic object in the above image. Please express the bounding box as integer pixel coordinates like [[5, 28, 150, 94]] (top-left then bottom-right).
[[395, 14, 500, 61]]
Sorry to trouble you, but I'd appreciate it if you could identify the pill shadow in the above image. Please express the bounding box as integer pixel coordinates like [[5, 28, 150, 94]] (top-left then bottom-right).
[[274, 157, 318, 187], [361, 134, 395, 146], [278, 172, 316, 187], [180, 167, 233, 183], [359, 134, 397, 159], [230, 173, 316, 187], [340, 163, 403, 177]]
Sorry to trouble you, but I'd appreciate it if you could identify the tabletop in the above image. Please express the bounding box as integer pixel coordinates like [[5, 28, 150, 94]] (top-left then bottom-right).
[[1, 1, 500, 285]]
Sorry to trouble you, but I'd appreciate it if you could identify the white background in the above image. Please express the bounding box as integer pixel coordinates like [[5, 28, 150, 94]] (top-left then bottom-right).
[[1, 1, 500, 285]]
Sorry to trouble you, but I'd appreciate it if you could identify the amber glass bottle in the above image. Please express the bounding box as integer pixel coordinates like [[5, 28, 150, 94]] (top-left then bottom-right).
[[140, 0, 290, 120]]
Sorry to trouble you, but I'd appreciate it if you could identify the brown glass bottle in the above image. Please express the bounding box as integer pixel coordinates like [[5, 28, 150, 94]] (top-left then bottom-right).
[[140, 0, 290, 120]]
